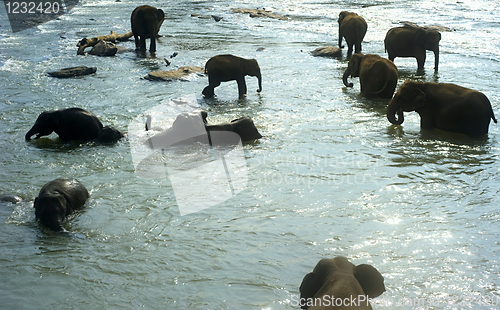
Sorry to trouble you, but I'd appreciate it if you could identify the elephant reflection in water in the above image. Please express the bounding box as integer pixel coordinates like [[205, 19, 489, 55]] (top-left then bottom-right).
[[385, 26, 441, 71]]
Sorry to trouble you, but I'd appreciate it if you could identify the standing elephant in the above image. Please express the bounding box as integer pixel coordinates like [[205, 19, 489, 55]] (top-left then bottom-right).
[[338, 11, 367, 57], [131, 5, 165, 52], [387, 81, 497, 136], [384, 26, 441, 71], [202, 54, 262, 98], [25, 108, 124, 143], [299, 257, 385, 309], [343, 53, 398, 99], [34, 178, 89, 232]]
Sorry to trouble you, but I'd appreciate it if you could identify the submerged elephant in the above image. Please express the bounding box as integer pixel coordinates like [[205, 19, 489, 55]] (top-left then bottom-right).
[[202, 54, 262, 98], [387, 81, 497, 136], [34, 178, 89, 232], [343, 53, 398, 99], [338, 11, 367, 57], [299, 256, 385, 309], [131, 5, 165, 52], [0, 195, 22, 204], [144, 110, 262, 148], [25, 107, 124, 143], [384, 26, 441, 71]]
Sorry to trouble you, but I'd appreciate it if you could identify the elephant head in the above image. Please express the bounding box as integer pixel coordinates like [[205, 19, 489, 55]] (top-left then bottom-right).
[[299, 257, 385, 309], [419, 29, 441, 71], [34, 194, 68, 232], [25, 111, 58, 140], [387, 81, 427, 125], [245, 59, 262, 93], [342, 53, 363, 87]]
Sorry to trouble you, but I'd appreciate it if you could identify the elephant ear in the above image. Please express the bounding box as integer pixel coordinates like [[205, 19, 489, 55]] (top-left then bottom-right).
[[354, 264, 386, 299], [402, 85, 427, 111], [299, 272, 323, 307], [414, 28, 426, 47], [157, 9, 165, 21], [349, 54, 363, 77]]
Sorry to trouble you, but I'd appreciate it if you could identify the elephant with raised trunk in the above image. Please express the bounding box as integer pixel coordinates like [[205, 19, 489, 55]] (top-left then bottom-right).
[[343, 53, 398, 99], [202, 54, 262, 98], [131, 5, 165, 52], [299, 256, 385, 309], [338, 11, 367, 57], [34, 178, 89, 232], [25, 107, 124, 143], [387, 81, 497, 136], [385, 26, 441, 71]]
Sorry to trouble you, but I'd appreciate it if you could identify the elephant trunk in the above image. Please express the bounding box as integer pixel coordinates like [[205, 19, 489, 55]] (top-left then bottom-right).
[[343, 68, 353, 87], [256, 73, 262, 93], [25, 127, 38, 140], [387, 103, 404, 125], [433, 47, 439, 71]]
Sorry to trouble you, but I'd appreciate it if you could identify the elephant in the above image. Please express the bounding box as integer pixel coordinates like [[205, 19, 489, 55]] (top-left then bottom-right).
[[131, 5, 165, 52], [202, 54, 262, 98], [343, 53, 398, 99], [387, 81, 497, 136], [299, 257, 385, 310], [25, 107, 124, 143], [144, 110, 262, 148], [34, 178, 89, 232], [338, 11, 367, 57], [384, 26, 441, 71]]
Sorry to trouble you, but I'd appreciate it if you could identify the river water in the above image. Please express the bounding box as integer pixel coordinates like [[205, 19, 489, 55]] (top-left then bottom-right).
[[1, 0, 500, 309]]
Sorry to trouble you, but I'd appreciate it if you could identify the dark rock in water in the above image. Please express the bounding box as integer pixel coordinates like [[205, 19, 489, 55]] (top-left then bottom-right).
[[231, 8, 288, 21], [212, 15, 223, 22], [89, 40, 118, 56], [47, 66, 97, 78], [145, 66, 205, 82], [0, 195, 22, 204], [311, 46, 342, 57]]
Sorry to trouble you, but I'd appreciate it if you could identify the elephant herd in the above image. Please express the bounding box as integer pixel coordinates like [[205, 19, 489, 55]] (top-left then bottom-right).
[[6, 5, 499, 309], [338, 11, 496, 137]]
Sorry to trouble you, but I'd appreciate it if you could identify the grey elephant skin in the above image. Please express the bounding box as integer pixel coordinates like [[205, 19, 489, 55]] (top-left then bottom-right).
[[131, 5, 165, 52], [299, 256, 385, 310], [25, 107, 124, 143], [385, 26, 441, 71], [338, 11, 367, 57], [343, 53, 398, 99], [34, 178, 89, 232], [387, 81, 497, 136], [202, 54, 262, 98]]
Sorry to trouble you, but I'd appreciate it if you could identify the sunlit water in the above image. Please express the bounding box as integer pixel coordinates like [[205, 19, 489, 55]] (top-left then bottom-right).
[[1, 0, 500, 309]]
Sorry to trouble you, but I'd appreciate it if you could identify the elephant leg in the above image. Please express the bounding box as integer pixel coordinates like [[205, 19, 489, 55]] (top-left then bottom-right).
[[417, 52, 426, 70], [236, 77, 247, 97], [134, 35, 140, 49], [354, 42, 362, 54], [347, 43, 354, 57], [139, 36, 147, 50], [150, 37, 156, 53], [203, 76, 220, 98]]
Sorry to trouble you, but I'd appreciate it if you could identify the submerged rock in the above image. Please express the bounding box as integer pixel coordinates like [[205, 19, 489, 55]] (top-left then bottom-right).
[[145, 66, 204, 82], [89, 40, 118, 56], [311, 46, 342, 57], [231, 8, 288, 21], [47, 66, 97, 78]]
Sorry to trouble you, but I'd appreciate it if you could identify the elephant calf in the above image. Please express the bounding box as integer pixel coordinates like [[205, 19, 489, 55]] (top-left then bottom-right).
[[25, 107, 124, 143], [343, 53, 398, 99], [144, 110, 262, 149], [34, 178, 89, 232], [299, 256, 385, 309], [387, 81, 497, 136], [338, 11, 367, 57], [385, 26, 441, 71], [202, 54, 262, 98], [131, 5, 165, 52]]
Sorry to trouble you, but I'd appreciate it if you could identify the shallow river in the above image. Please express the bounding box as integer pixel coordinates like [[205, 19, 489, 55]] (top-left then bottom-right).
[[1, 0, 500, 309]]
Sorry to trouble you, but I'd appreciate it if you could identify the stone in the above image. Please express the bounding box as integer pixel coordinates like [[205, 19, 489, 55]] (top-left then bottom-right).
[[311, 46, 342, 57], [145, 66, 205, 82], [47, 66, 97, 78]]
